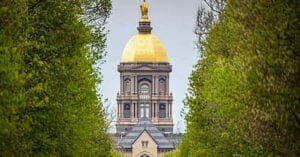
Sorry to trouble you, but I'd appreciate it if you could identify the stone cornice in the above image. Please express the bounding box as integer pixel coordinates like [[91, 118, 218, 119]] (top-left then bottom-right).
[[118, 63, 172, 73]]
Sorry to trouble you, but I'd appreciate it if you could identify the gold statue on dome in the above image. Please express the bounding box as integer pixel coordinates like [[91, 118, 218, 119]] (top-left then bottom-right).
[[140, 0, 148, 19]]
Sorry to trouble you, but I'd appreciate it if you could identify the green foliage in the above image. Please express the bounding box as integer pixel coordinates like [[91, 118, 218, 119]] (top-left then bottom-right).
[[110, 149, 122, 157], [163, 146, 181, 157], [0, 0, 113, 156], [180, 0, 299, 156]]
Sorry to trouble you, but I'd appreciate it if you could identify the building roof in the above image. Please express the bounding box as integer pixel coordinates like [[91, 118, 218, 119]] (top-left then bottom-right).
[[118, 117, 174, 149], [121, 33, 169, 63]]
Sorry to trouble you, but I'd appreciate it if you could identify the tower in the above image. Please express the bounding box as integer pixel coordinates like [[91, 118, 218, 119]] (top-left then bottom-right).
[[116, 0, 173, 134]]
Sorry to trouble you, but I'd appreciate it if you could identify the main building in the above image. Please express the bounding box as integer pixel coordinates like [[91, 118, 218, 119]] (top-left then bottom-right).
[[115, 1, 176, 156]]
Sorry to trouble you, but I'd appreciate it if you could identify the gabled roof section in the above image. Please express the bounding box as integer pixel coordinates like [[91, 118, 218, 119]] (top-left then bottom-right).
[[132, 129, 158, 147], [118, 117, 174, 149]]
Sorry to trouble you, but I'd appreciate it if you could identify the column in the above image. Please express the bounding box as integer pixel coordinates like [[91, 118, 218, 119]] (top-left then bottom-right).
[[120, 74, 122, 95], [166, 74, 169, 94], [152, 75, 155, 95], [153, 103, 156, 118], [170, 104, 172, 118], [135, 103, 137, 118], [155, 103, 158, 120], [120, 103, 123, 119], [118, 103, 121, 119], [155, 75, 158, 95], [130, 75, 134, 94], [133, 103, 135, 118], [117, 104, 119, 119], [168, 103, 171, 118], [136, 103, 139, 118], [131, 103, 134, 120], [134, 76, 136, 94], [165, 103, 168, 119], [151, 103, 154, 118]]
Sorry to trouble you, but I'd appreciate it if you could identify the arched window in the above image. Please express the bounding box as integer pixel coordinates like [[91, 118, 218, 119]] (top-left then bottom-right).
[[124, 79, 131, 94], [159, 79, 165, 95], [139, 84, 150, 100], [139, 84, 151, 118]]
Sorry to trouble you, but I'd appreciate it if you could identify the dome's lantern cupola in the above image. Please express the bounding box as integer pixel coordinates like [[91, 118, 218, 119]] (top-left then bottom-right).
[[137, 0, 152, 33]]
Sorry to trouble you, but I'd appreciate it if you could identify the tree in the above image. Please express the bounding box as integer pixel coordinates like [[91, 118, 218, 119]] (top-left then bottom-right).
[[0, 0, 113, 156], [0, 0, 29, 154], [179, 0, 299, 156], [228, 1, 300, 155]]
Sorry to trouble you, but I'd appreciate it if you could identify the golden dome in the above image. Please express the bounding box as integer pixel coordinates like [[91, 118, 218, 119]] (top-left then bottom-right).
[[121, 33, 168, 63]]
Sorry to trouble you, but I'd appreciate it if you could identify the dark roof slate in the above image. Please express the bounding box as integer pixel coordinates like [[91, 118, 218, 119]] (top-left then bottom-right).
[[118, 117, 174, 149]]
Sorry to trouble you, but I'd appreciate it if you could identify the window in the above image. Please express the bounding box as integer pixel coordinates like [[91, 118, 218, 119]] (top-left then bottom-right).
[[159, 79, 165, 95], [159, 104, 166, 118], [124, 103, 130, 118], [124, 79, 131, 94], [139, 84, 150, 100], [141, 141, 149, 148], [139, 104, 150, 118], [138, 84, 151, 118]]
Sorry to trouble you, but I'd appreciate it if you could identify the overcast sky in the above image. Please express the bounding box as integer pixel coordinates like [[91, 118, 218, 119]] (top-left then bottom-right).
[[100, 0, 201, 133]]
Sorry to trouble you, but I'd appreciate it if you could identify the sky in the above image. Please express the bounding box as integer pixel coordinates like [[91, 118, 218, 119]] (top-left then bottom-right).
[[100, 0, 201, 133]]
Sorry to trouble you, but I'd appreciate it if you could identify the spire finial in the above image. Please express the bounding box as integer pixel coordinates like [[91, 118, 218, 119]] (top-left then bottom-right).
[[140, 0, 149, 21], [137, 0, 152, 33]]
